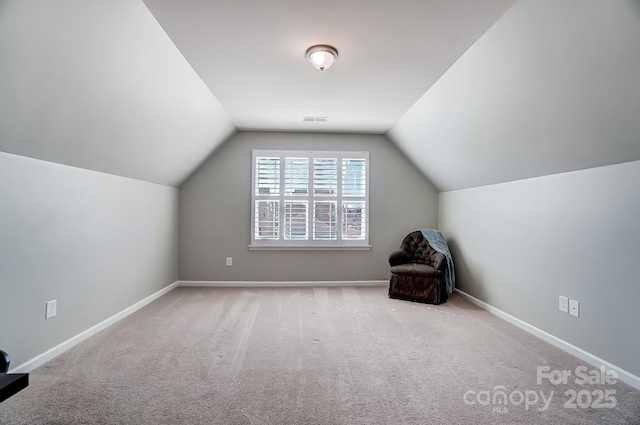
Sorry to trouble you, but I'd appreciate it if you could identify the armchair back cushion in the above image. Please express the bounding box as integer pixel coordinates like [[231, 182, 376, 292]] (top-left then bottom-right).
[[399, 231, 444, 268]]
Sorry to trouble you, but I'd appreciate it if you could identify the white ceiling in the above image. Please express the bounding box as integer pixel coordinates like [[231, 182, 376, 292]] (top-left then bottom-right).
[[142, 0, 515, 133]]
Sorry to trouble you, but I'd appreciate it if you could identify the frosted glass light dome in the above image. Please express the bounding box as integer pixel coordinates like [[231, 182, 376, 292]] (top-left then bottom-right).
[[305, 45, 339, 71]]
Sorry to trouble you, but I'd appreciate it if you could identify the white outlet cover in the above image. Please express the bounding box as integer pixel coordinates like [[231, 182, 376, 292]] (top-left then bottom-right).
[[46, 300, 57, 319], [569, 299, 580, 317], [559, 296, 569, 313], [226, 257, 232, 266]]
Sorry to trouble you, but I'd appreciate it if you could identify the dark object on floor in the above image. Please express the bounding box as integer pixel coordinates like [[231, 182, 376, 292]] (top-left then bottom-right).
[[0, 350, 29, 403], [388, 230, 448, 304], [0, 350, 8, 373]]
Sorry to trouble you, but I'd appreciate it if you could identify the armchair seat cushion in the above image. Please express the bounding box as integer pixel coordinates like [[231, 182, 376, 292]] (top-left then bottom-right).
[[390, 263, 443, 278]]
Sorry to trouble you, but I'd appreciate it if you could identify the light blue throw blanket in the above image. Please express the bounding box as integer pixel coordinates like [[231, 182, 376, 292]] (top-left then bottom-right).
[[421, 229, 455, 293]]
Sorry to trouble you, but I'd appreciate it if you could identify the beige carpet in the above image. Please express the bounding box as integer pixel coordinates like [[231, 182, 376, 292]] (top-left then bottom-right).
[[1, 286, 639, 424]]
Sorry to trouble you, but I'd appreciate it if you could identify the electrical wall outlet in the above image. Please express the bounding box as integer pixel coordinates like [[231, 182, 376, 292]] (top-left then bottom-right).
[[45, 300, 57, 319], [226, 257, 232, 266], [569, 299, 580, 317], [559, 296, 569, 313]]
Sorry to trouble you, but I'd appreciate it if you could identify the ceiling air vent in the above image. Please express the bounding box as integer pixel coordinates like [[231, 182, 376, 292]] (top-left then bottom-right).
[[302, 116, 328, 125]]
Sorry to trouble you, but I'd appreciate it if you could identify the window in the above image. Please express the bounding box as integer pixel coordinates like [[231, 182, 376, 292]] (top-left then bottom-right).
[[250, 150, 370, 250]]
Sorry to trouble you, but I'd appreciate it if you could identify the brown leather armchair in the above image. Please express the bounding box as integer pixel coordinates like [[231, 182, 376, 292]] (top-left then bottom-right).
[[388, 231, 448, 304]]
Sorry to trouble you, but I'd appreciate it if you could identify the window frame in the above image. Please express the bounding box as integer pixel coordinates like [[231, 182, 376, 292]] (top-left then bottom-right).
[[249, 149, 371, 250]]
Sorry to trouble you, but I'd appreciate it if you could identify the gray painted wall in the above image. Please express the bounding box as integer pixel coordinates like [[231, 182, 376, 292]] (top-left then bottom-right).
[[439, 161, 640, 377], [179, 132, 438, 281], [0, 152, 178, 367]]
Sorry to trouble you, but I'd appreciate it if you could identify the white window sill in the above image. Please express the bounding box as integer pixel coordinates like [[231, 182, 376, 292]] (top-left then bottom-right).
[[248, 244, 371, 251]]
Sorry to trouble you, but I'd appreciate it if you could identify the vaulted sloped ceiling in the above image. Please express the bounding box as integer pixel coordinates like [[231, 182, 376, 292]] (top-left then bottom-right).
[[3, 1, 638, 192], [0, 0, 235, 187], [1, 0, 516, 188], [387, 0, 640, 192], [141, 0, 515, 134]]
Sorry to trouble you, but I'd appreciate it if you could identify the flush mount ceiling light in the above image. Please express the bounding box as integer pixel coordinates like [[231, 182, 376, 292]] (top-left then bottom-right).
[[305, 45, 339, 71]]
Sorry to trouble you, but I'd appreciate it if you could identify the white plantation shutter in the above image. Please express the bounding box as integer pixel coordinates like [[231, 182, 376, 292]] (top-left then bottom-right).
[[342, 158, 366, 197], [342, 201, 366, 240], [341, 157, 366, 240], [254, 156, 280, 240], [255, 200, 279, 240], [255, 157, 280, 196], [251, 150, 369, 248], [283, 158, 309, 240], [313, 158, 337, 196], [284, 200, 308, 240], [312, 157, 338, 240], [284, 158, 309, 195], [313, 201, 337, 240]]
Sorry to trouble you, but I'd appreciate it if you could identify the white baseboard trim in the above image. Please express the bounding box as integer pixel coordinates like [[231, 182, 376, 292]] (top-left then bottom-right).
[[454, 289, 640, 392], [10, 281, 180, 374], [179, 280, 388, 288]]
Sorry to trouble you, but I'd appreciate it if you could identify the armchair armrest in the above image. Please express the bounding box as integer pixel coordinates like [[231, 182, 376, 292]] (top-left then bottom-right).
[[432, 252, 446, 272], [389, 249, 410, 266]]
